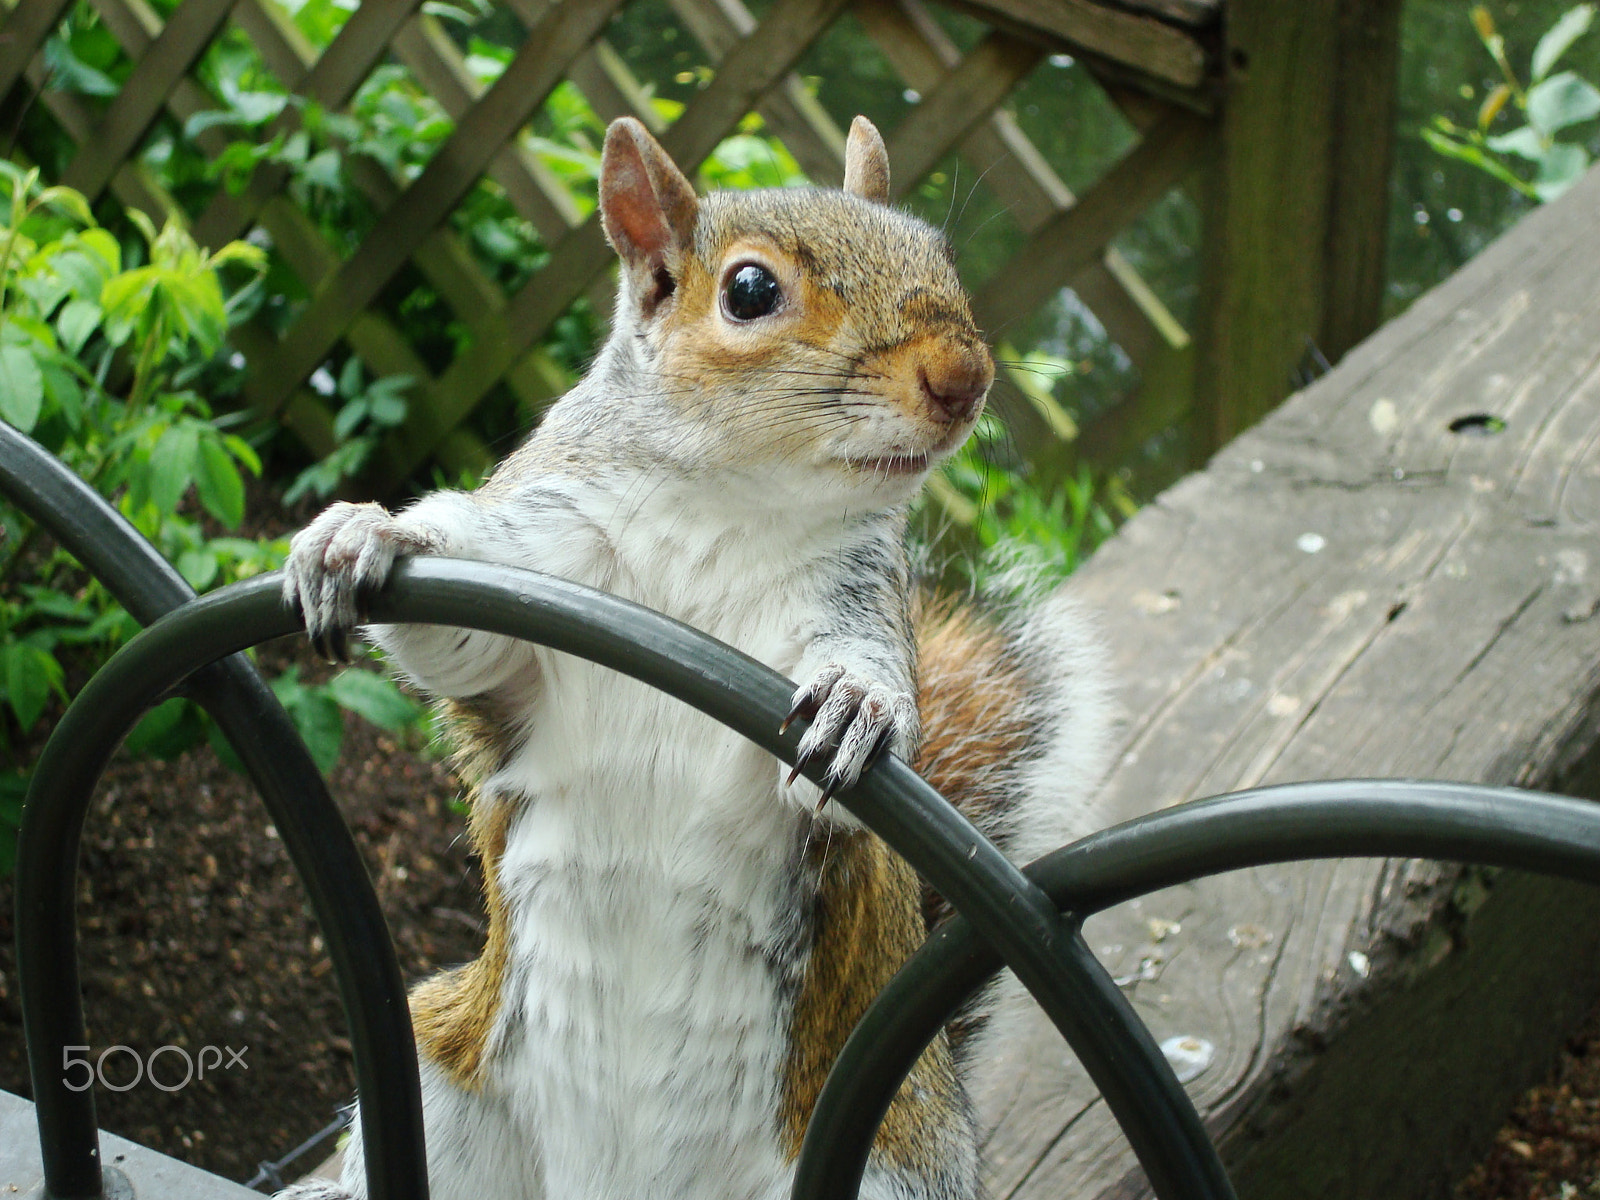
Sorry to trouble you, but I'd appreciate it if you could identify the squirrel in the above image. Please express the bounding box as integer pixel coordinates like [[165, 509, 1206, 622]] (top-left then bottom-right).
[[275, 115, 1112, 1200]]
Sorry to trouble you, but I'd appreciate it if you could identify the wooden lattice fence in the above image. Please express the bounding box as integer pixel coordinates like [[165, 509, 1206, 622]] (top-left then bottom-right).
[[0, 0, 1400, 497]]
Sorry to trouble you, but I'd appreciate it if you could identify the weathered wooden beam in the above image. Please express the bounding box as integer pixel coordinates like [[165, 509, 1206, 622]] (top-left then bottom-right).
[[1322, 0, 1404, 364], [668, 0, 848, 184], [388, 13, 582, 240], [1191, 0, 1401, 457], [946, 0, 1207, 88], [1119, 0, 1219, 26], [986, 163, 1600, 1200]]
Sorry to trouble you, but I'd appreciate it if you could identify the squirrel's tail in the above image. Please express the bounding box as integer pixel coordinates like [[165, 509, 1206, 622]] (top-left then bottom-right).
[[914, 584, 1117, 1073], [915, 585, 1116, 916]]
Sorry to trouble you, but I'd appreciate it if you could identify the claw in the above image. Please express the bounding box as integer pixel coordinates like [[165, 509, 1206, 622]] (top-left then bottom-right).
[[786, 745, 819, 788], [311, 627, 349, 664], [780, 688, 825, 735], [816, 779, 840, 812]]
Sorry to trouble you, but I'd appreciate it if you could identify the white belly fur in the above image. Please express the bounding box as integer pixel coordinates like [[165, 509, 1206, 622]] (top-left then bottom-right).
[[456, 497, 827, 1199]]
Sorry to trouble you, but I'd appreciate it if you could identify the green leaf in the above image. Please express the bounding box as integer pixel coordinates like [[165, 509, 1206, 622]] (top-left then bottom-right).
[[300, 149, 344, 191], [177, 547, 220, 590], [39, 359, 84, 430], [42, 35, 118, 97], [368, 391, 407, 427], [148, 422, 201, 513], [1421, 126, 1540, 196], [327, 669, 424, 733], [221, 433, 262, 477], [4, 641, 60, 730], [270, 674, 344, 773], [54, 298, 102, 354], [0, 345, 44, 432], [338, 356, 365, 399], [1536, 142, 1591, 199], [333, 396, 370, 441], [1527, 71, 1600, 136], [125, 697, 207, 758], [206, 240, 268, 272], [193, 435, 245, 528], [75, 228, 121, 276], [1486, 125, 1548, 160], [34, 185, 93, 226], [1532, 4, 1595, 82]]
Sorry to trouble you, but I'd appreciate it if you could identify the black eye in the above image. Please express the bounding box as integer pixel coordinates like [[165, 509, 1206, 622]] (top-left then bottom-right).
[[723, 263, 782, 321]]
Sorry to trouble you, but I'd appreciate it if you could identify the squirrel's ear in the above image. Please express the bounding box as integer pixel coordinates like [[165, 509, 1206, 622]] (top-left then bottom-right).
[[843, 116, 890, 204], [599, 118, 699, 286]]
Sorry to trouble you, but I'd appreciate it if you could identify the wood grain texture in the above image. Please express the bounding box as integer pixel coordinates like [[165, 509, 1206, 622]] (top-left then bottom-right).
[[951, 0, 1207, 86], [984, 163, 1600, 1199]]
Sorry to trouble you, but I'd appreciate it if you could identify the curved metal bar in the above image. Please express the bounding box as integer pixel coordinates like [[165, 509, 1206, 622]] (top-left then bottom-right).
[[796, 779, 1600, 1199], [22, 559, 1234, 1200], [3, 423, 426, 1200], [0, 420, 191, 623]]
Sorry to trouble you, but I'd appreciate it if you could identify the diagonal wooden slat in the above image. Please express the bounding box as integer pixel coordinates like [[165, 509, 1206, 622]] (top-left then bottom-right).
[[370, 0, 853, 490], [214, 1, 565, 463], [882, 31, 1043, 202], [243, 0, 628, 422], [0, 0, 74, 102], [189, 0, 428, 252], [667, 0, 847, 184], [858, 0, 1191, 370], [389, 13, 581, 240], [65, 0, 235, 202], [970, 108, 1208, 352]]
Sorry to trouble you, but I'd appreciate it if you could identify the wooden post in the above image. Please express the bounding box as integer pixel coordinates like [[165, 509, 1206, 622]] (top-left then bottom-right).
[[1193, 0, 1402, 456]]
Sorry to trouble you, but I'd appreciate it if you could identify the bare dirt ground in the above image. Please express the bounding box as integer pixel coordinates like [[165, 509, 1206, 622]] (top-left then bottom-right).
[[0, 689, 486, 1183]]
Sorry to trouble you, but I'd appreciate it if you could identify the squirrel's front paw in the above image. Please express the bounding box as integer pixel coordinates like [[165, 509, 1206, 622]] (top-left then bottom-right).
[[782, 664, 917, 809], [282, 502, 425, 662]]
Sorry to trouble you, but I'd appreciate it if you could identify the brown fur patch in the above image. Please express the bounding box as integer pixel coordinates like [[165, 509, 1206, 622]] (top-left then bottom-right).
[[408, 791, 514, 1090], [777, 595, 1034, 1166], [915, 595, 1034, 916], [778, 829, 964, 1170]]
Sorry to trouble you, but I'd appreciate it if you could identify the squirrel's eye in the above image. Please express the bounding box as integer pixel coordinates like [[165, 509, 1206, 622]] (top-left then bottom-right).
[[723, 264, 782, 321]]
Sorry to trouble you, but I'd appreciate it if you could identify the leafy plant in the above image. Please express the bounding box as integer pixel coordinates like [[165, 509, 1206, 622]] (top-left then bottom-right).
[[921, 410, 1132, 597], [1424, 4, 1600, 201], [284, 359, 413, 505], [0, 169, 429, 874], [0, 165, 273, 745]]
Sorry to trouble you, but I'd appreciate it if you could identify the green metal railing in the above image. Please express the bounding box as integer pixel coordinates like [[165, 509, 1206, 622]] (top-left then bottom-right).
[[11, 417, 1600, 1200]]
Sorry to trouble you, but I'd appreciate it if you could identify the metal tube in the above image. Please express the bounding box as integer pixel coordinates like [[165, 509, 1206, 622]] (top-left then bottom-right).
[[3, 423, 426, 1200], [797, 780, 1600, 1199], [21, 558, 1232, 1200]]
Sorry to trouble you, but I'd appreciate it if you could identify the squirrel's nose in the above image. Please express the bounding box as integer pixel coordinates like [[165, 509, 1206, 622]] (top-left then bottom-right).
[[920, 351, 992, 424]]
